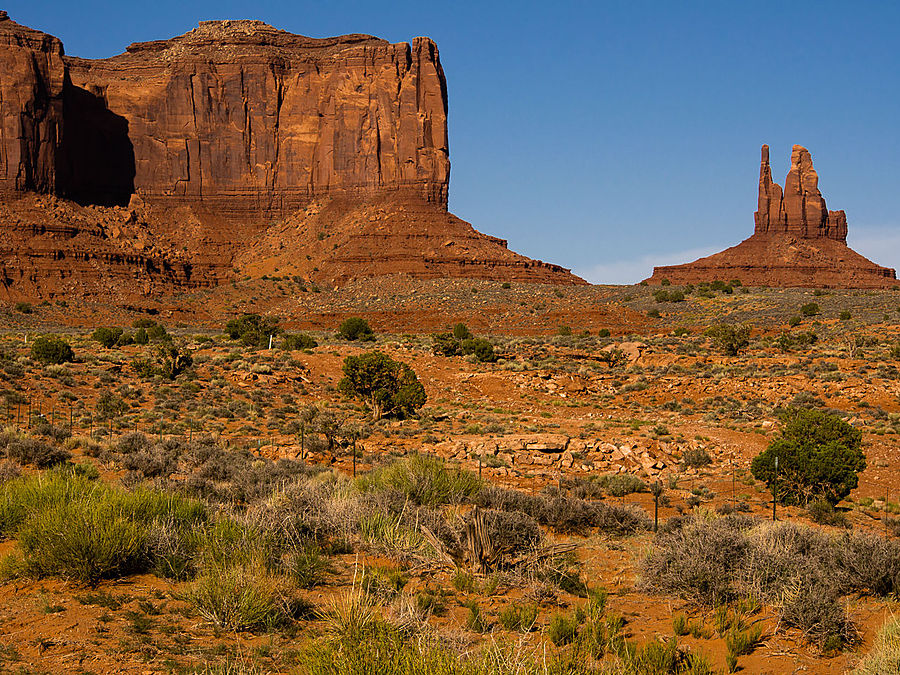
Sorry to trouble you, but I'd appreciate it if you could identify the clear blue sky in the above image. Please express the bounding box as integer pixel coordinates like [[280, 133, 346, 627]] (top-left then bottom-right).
[[7, 1, 899, 282]]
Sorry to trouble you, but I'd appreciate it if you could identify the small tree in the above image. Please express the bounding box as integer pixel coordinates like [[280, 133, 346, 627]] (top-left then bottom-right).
[[800, 303, 821, 317], [155, 342, 194, 380], [30, 336, 74, 364], [339, 351, 426, 420], [453, 323, 473, 340], [92, 326, 124, 348], [704, 324, 751, 356], [225, 314, 279, 348], [750, 408, 865, 505], [338, 317, 374, 341]]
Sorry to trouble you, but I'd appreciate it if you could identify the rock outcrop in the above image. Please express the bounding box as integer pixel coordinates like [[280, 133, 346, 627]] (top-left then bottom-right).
[[648, 145, 895, 288], [0, 14, 582, 301], [754, 144, 847, 241]]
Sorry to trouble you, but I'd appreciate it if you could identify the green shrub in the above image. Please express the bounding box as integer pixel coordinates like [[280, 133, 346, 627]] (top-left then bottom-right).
[[597, 328, 611, 338], [751, 408, 865, 505], [460, 338, 496, 363], [788, 315, 802, 327], [14, 301, 33, 314], [432, 333, 462, 357], [356, 455, 482, 507], [839, 310, 852, 320], [800, 302, 821, 317], [464, 599, 489, 633], [681, 448, 712, 469], [338, 317, 374, 341], [339, 352, 426, 420], [704, 325, 751, 356], [548, 612, 578, 645], [807, 499, 849, 527], [18, 499, 148, 584], [282, 333, 318, 350], [91, 327, 124, 348], [184, 561, 299, 631], [287, 543, 329, 589], [30, 336, 74, 364], [498, 602, 538, 632], [452, 323, 472, 340], [225, 313, 280, 348]]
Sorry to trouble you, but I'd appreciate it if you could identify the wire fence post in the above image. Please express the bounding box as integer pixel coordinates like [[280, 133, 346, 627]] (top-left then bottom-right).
[[772, 456, 779, 522]]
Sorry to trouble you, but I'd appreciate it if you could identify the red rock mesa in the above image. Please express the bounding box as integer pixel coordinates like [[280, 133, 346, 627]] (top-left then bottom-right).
[[0, 13, 583, 301]]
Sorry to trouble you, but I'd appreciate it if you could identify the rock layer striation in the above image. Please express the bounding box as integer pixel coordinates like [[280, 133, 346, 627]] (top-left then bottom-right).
[[0, 14, 582, 300], [649, 145, 895, 288]]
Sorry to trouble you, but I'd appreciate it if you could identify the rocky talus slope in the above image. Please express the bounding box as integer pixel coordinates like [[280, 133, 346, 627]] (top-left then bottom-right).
[[0, 13, 581, 301], [648, 145, 896, 288]]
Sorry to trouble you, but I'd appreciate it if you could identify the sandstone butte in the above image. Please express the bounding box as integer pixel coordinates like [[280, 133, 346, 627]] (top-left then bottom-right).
[[0, 12, 584, 302], [648, 144, 897, 288]]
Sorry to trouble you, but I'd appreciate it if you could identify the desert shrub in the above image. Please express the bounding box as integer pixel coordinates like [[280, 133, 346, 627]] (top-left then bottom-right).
[[475, 485, 650, 535], [548, 612, 578, 645], [225, 313, 280, 348], [282, 333, 318, 350], [642, 515, 751, 605], [338, 317, 374, 341], [751, 407, 865, 505], [30, 336, 74, 364], [286, 542, 329, 589], [788, 315, 802, 327], [475, 508, 543, 553], [460, 337, 497, 363], [453, 323, 473, 340], [681, 447, 712, 469], [153, 342, 194, 379], [800, 302, 821, 316], [595, 473, 647, 496], [339, 352, 426, 420], [14, 301, 32, 314], [854, 617, 900, 675], [838, 310, 851, 320], [357, 455, 481, 507], [704, 325, 751, 356], [654, 289, 685, 303], [92, 326, 124, 348], [597, 328, 611, 338], [0, 431, 70, 468], [134, 327, 149, 344], [643, 514, 900, 646], [184, 561, 301, 631], [18, 499, 148, 584], [807, 500, 848, 527], [498, 602, 539, 632], [432, 333, 462, 356], [1, 472, 206, 584], [464, 599, 489, 632]]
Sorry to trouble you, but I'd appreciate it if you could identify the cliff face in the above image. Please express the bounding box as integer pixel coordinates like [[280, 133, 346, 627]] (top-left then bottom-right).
[[64, 20, 450, 214], [0, 11, 66, 196], [0, 14, 582, 301], [649, 144, 895, 288]]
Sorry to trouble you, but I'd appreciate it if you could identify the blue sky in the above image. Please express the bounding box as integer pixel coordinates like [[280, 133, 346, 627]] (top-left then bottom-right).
[[8, 1, 899, 283]]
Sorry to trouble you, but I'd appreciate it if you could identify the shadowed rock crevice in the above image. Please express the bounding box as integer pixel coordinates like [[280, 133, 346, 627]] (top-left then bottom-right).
[[59, 79, 135, 207]]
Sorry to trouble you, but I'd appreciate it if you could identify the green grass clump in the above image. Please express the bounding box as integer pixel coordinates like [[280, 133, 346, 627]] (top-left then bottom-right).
[[1, 470, 207, 585], [184, 561, 300, 631], [853, 617, 900, 674], [355, 455, 482, 506], [548, 613, 578, 645], [498, 602, 539, 632]]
